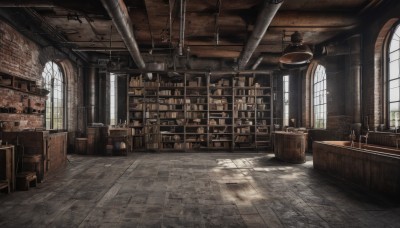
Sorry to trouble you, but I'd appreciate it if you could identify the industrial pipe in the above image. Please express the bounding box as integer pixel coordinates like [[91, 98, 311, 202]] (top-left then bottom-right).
[[111, 69, 275, 75], [251, 56, 264, 70], [72, 47, 128, 52], [100, 0, 146, 70], [178, 0, 187, 56], [87, 63, 97, 124], [321, 44, 350, 56], [0, 0, 55, 7], [237, 0, 283, 70], [349, 35, 361, 125]]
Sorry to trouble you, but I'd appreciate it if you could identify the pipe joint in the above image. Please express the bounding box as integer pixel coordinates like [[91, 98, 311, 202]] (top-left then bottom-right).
[[269, 0, 284, 4]]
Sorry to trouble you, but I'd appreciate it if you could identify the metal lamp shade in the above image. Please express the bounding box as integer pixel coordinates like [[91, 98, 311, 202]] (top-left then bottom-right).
[[279, 44, 313, 65], [279, 31, 313, 65]]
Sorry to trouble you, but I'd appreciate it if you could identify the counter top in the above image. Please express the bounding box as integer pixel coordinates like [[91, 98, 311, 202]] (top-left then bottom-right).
[[273, 131, 307, 135], [0, 145, 14, 149]]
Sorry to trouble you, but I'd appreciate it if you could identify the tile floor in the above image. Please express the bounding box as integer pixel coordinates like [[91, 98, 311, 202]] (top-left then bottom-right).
[[0, 152, 399, 227]]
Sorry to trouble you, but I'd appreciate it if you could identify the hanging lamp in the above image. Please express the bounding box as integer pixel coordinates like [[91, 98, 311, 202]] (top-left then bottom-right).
[[279, 31, 313, 65]]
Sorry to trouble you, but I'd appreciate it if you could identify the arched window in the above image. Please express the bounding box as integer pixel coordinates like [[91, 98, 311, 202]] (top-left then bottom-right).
[[313, 64, 327, 129], [283, 75, 289, 127], [110, 73, 117, 126], [42, 61, 64, 129], [388, 24, 400, 128]]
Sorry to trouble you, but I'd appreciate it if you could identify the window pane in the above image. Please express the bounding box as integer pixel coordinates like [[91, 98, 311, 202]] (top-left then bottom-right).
[[110, 73, 117, 125], [390, 35, 399, 52], [389, 26, 400, 128], [390, 102, 400, 112], [390, 79, 400, 89], [390, 87, 400, 102], [42, 61, 63, 129], [390, 60, 400, 80], [313, 64, 327, 129], [390, 50, 399, 61], [282, 75, 290, 126]]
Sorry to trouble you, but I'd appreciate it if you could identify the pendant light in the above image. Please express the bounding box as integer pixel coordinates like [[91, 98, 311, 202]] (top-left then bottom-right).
[[279, 31, 313, 65]]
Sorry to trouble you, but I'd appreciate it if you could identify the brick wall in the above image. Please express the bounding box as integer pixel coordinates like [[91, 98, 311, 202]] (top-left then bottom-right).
[[0, 21, 41, 81], [0, 19, 82, 148], [0, 20, 44, 128], [326, 115, 352, 139]]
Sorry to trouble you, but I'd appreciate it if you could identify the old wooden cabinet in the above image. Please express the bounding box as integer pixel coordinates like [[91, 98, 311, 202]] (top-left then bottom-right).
[[87, 127, 108, 155], [0, 145, 15, 191], [107, 128, 133, 155], [1, 131, 67, 182]]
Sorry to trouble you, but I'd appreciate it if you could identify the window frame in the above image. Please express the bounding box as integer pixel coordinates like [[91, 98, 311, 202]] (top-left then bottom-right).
[[110, 73, 117, 126], [42, 61, 65, 130], [283, 75, 289, 127], [313, 64, 327, 129], [387, 23, 400, 128]]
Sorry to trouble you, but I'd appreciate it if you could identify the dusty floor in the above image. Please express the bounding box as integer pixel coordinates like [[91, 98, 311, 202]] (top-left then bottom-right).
[[0, 152, 399, 228]]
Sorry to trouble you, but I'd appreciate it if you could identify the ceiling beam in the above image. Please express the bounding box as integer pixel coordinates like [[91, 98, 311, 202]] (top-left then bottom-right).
[[271, 11, 357, 27]]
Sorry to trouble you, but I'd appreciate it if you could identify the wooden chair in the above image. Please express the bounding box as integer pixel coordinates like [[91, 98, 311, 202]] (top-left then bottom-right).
[[23, 154, 41, 182], [359, 131, 369, 145], [394, 134, 400, 149], [16, 172, 37, 191], [0, 180, 10, 194], [15, 145, 38, 191]]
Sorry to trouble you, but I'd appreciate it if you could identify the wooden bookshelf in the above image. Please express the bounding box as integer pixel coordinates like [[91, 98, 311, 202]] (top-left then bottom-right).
[[127, 73, 273, 152]]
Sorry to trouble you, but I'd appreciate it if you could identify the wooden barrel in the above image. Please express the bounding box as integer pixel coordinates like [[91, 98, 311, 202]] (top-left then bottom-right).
[[274, 131, 306, 163], [75, 138, 88, 155]]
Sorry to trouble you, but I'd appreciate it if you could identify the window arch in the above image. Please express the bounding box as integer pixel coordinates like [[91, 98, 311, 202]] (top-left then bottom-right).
[[313, 64, 327, 129], [42, 61, 64, 129], [388, 24, 400, 128]]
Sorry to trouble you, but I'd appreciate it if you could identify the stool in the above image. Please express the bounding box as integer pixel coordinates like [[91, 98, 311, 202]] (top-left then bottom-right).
[[0, 180, 10, 194], [359, 131, 369, 146], [394, 135, 400, 149], [22, 154, 42, 183], [16, 172, 37, 191]]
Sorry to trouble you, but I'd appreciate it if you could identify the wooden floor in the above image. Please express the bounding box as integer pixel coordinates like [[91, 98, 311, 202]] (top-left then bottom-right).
[[0, 152, 399, 227]]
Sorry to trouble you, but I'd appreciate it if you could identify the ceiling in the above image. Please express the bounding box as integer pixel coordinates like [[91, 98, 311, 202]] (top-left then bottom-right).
[[0, 0, 389, 72]]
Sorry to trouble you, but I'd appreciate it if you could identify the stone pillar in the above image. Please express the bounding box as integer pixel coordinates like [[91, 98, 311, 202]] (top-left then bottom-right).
[[349, 35, 362, 132], [87, 62, 98, 124]]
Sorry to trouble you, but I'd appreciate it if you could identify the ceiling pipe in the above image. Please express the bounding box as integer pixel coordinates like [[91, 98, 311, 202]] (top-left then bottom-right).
[[73, 47, 129, 52], [321, 44, 350, 56], [111, 69, 275, 75], [237, 0, 283, 70], [0, 0, 55, 7], [178, 0, 187, 56], [100, 0, 146, 71], [251, 56, 264, 70]]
